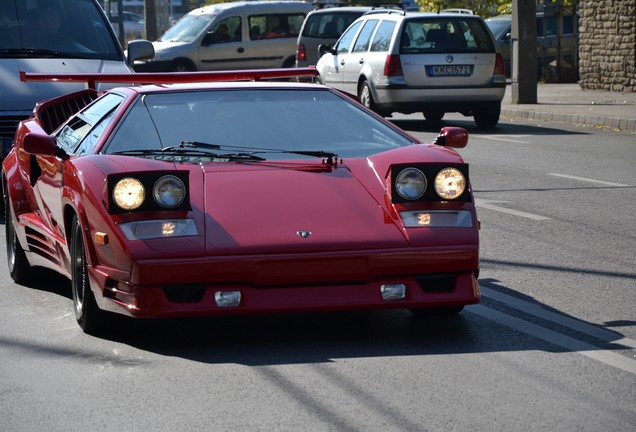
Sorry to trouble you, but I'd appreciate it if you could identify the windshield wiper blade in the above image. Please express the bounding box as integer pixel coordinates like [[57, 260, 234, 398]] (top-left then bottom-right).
[[179, 141, 339, 165], [110, 147, 217, 157], [0, 48, 85, 58]]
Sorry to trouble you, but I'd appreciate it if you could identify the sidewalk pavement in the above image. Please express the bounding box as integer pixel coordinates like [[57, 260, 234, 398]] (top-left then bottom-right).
[[500, 83, 636, 132]]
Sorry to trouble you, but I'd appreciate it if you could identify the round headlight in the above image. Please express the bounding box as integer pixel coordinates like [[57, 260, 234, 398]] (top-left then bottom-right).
[[153, 175, 186, 208], [434, 168, 466, 200], [395, 168, 427, 200], [113, 177, 145, 211]]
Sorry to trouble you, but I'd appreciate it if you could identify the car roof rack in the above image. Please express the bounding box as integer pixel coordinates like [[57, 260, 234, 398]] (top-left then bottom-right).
[[20, 68, 319, 90], [363, 8, 406, 16]]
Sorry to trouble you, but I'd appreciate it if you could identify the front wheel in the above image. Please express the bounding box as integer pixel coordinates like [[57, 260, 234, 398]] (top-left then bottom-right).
[[5, 193, 33, 284], [423, 111, 445, 122], [170, 60, 196, 72], [70, 214, 105, 334]]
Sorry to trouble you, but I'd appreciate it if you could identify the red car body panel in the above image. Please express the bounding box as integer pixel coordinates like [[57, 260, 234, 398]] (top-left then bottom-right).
[[3, 69, 480, 323]]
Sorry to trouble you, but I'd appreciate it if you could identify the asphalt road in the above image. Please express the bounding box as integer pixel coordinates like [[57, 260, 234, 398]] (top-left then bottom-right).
[[1, 116, 635, 431]]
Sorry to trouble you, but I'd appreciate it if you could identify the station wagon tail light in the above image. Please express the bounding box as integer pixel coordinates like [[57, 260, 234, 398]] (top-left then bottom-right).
[[434, 168, 466, 200], [297, 44, 306, 62], [384, 54, 403, 76], [494, 52, 506, 77], [113, 177, 145, 211]]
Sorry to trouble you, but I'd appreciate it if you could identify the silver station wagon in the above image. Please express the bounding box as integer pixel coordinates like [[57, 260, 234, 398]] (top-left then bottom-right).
[[315, 10, 507, 127]]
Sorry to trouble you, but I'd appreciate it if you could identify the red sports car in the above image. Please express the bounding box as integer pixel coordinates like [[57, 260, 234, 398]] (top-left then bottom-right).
[[3, 68, 480, 334]]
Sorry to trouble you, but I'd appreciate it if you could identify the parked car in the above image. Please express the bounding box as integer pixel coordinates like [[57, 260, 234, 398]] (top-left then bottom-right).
[[485, 11, 579, 78], [296, 6, 374, 69], [134, 1, 313, 72], [110, 10, 145, 40], [4, 68, 480, 334], [315, 10, 506, 127], [0, 0, 154, 158]]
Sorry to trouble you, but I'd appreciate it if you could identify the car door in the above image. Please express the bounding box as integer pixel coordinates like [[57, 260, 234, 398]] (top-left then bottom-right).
[[342, 19, 378, 94], [197, 15, 245, 71], [320, 20, 363, 90], [33, 94, 123, 244]]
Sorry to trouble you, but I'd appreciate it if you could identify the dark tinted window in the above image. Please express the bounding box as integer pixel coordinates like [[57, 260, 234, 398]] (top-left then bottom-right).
[[9, 0, 123, 60], [301, 11, 366, 38]]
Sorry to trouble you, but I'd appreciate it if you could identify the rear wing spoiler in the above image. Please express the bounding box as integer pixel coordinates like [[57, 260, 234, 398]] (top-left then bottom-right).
[[20, 67, 319, 90]]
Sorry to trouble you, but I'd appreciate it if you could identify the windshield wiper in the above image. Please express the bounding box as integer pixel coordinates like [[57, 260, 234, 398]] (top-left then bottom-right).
[[109, 146, 265, 161], [179, 141, 339, 165], [0, 48, 88, 58]]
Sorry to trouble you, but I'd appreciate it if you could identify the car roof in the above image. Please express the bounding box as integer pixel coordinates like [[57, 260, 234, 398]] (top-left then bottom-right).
[[192, 0, 312, 15], [308, 6, 373, 14]]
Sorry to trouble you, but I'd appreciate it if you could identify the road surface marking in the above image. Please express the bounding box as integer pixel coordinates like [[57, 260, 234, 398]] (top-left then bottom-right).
[[470, 304, 636, 375], [479, 135, 530, 144], [481, 286, 636, 349], [475, 199, 551, 220], [548, 173, 632, 187]]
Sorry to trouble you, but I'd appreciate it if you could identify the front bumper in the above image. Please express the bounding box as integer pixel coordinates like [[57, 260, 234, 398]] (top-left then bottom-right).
[[89, 246, 480, 318]]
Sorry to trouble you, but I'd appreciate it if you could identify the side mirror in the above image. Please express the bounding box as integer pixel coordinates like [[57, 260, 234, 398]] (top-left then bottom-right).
[[432, 127, 468, 148], [318, 44, 334, 58], [127, 40, 155, 63], [23, 133, 68, 159]]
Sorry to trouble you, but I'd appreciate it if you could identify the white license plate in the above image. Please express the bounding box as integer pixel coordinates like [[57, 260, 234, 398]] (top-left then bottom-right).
[[427, 65, 473, 77]]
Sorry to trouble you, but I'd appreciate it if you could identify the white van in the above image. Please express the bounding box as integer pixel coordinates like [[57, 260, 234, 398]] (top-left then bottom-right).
[[134, 1, 314, 72], [0, 0, 153, 157]]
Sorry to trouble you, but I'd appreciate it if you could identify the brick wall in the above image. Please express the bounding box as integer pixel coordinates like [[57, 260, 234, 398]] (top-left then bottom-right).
[[579, 0, 636, 91]]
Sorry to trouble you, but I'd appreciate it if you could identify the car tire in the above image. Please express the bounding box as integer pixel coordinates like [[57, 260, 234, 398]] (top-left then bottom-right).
[[5, 190, 33, 284], [171, 60, 196, 72], [423, 111, 445, 122], [358, 80, 377, 112], [473, 104, 501, 128], [409, 305, 465, 317], [70, 214, 105, 334]]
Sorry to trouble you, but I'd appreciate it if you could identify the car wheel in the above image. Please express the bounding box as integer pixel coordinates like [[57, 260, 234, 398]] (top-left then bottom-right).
[[358, 80, 377, 112], [423, 111, 445, 122], [5, 191, 33, 284], [409, 306, 465, 317], [171, 60, 195, 72], [70, 214, 105, 334], [473, 104, 501, 128]]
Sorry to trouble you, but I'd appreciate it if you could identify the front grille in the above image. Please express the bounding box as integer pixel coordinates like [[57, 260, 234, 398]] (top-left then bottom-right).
[[416, 274, 457, 293]]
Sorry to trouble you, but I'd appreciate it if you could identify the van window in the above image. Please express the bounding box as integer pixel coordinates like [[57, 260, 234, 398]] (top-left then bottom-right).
[[203, 16, 242, 44], [6, 0, 122, 61], [248, 13, 305, 40], [160, 14, 214, 43]]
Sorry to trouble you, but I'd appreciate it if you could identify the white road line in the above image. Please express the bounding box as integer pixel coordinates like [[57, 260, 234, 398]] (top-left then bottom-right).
[[479, 135, 531, 144], [548, 173, 632, 187], [475, 199, 551, 220], [469, 304, 636, 375], [481, 286, 636, 349]]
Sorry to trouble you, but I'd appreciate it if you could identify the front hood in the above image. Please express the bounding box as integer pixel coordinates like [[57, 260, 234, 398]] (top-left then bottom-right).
[[203, 164, 408, 255], [0, 58, 132, 112]]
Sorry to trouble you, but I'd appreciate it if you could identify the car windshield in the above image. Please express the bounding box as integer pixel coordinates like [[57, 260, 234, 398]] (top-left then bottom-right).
[[0, 0, 122, 60], [159, 14, 214, 43], [104, 88, 415, 160]]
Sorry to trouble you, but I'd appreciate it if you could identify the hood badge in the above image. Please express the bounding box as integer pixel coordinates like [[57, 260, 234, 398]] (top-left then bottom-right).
[[446, 55, 454, 63], [296, 230, 312, 239]]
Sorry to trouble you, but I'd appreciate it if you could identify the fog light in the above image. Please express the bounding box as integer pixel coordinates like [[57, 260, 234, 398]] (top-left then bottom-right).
[[214, 291, 241, 308], [381, 284, 407, 301]]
